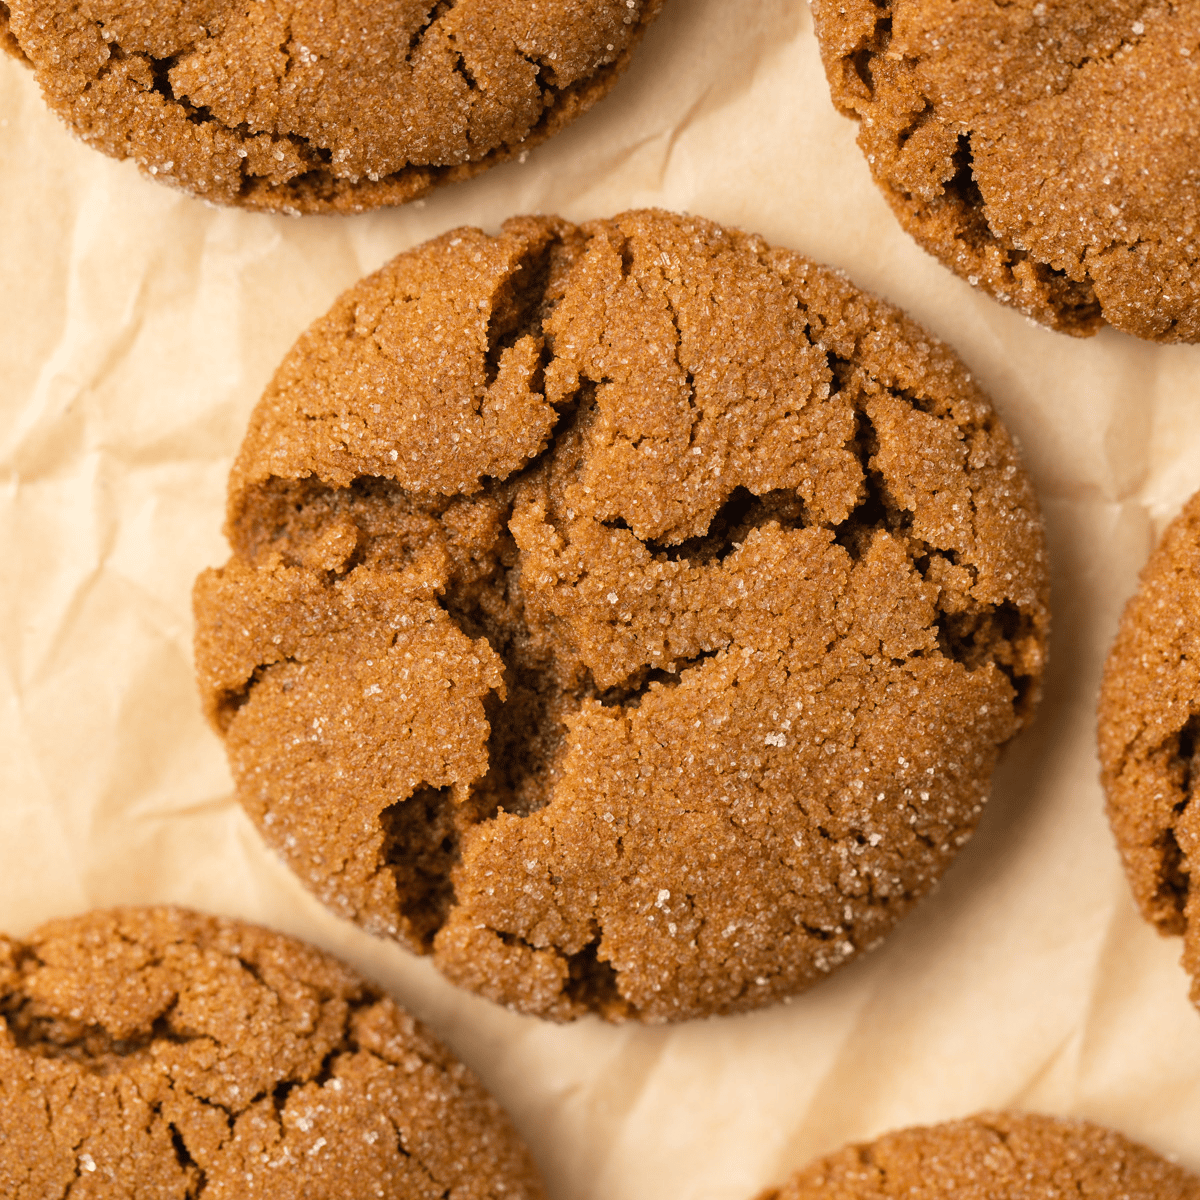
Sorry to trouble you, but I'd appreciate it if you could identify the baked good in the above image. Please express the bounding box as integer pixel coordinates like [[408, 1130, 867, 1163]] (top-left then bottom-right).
[[811, 0, 1200, 343], [0, 905, 545, 1199], [763, 1112, 1200, 1200], [1099, 488, 1200, 1009], [193, 208, 1051, 1022], [0, 0, 662, 213]]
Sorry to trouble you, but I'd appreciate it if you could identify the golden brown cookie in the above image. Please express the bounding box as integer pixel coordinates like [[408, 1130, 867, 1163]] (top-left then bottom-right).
[[764, 1112, 1200, 1200], [194, 208, 1050, 1023], [1099, 488, 1200, 1010], [0, 0, 662, 213], [0, 906, 545, 1200], [811, 0, 1200, 343]]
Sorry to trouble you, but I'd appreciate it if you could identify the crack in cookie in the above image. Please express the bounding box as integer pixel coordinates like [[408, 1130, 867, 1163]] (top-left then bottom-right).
[[195, 209, 1051, 1022]]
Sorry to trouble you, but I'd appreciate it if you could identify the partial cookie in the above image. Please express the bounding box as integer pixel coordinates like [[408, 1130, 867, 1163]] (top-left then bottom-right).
[[0, 0, 662, 213], [1099, 489, 1200, 1009], [0, 906, 545, 1200], [764, 1112, 1200, 1200], [811, 0, 1200, 342], [194, 208, 1050, 1023]]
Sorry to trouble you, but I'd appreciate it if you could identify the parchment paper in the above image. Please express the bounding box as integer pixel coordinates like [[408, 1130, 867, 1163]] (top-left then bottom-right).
[[2, 2, 1199, 1194]]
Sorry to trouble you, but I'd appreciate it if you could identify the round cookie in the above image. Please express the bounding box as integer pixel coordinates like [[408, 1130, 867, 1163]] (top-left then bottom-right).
[[193, 208, 1050, 1023], [763, 1112, 1200, 1200], [1099, 488, 1200, 1010], [0, 0, 662, 214], [0, 906, 545, 1200], [811, 0, 1200, 343]]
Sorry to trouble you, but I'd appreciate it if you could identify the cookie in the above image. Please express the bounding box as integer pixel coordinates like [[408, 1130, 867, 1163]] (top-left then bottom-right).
[[763, 1112, 1200, 1200], [1099, 489, 1200, 1009], [193, 208, 1050, 1023], [811, 0, 1200, 343], [0, 906, 545, 1200], [0, 0, 662, 213]]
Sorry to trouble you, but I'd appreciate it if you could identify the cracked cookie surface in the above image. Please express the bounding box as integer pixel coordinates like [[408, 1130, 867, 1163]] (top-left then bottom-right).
[[811, 0, 1200, 342], [764, 1112, 1200, 1200], [194, 208, 1050, 1023], [0, 0, 661, 213], [0, 906, 545, 1200], [1099, 489, 1200, 1012]]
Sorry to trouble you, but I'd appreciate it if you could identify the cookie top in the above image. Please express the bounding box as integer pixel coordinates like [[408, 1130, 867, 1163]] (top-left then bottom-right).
[[765, 1112, 1200, 1200], [194, 208, 1050, 1023], [0, 0, 661, 213], [1099, 489, 1200, 1009], [811, 0, 1200, 343], [0, 906, 545, 1200]]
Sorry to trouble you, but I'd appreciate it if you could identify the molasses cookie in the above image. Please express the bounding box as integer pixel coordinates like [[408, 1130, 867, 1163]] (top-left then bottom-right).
[[811, 0, 1200, 343], [1099, 488, 1200, 1010], [0, 0, 662, 213], [0, 906, 545, 1200], [194, 208, 1050, 1022], [763, 1112, 1199, 1200]]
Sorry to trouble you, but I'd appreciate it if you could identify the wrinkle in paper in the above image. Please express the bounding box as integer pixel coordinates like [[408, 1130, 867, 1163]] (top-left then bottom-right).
[[1, 3, 1200, 1200]]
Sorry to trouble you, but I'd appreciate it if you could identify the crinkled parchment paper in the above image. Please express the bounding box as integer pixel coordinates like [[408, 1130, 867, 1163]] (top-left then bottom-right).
[[2, 2, 1199, 1194]]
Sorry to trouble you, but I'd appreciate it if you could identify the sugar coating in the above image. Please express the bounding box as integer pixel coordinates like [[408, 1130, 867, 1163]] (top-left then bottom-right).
[[194, 209, 1050, 1023], [1099, 488, 1200, 1011], [811, 0, 1200, 343], [0, 0, 662, 213], [0, 906, 545, 1199], [766, 1112, 1200, 1200]]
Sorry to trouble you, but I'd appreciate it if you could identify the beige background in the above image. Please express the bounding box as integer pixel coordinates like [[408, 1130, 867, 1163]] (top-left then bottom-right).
[[2, 0, 1199, 1193]]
